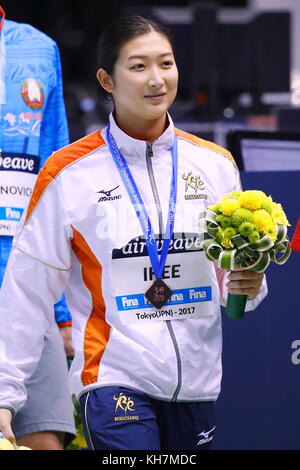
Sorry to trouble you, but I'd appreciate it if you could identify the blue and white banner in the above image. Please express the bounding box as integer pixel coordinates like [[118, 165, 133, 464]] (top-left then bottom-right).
[[0, 206, 23, 221], [116, 286, 212, 312], [0, 152, 40, 236]]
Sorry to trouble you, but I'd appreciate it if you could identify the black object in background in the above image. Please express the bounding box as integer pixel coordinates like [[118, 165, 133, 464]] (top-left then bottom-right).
[[276, 107, 300, 133], [217, 12, 291, 111], [226, 130, 300, 171], [123, 4, 291, 119], [251, 12, 291, 94]]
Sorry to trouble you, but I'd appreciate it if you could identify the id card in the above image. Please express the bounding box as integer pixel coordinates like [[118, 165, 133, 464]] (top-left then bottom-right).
[[112, 234, 215, 324]]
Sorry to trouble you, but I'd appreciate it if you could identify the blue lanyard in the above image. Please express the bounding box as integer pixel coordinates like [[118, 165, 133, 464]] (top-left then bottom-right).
[[106, 124, 178, 279]]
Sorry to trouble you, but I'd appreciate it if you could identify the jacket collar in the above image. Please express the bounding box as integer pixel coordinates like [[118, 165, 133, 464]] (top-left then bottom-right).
[[102, 111, 175, 160]]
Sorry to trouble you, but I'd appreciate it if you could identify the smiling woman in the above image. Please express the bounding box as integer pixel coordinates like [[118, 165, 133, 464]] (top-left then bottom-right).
[[0, 14, 267, 452], [96, 16, 178, 141]]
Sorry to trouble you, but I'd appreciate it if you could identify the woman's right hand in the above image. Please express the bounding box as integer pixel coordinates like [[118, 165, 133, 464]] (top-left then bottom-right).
[[0, 408, 16, 447]]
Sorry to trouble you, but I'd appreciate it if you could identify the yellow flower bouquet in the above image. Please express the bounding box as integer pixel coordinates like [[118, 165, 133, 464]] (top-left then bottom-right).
[[0, 432, 31, 450], [198, 190, 291, 319]]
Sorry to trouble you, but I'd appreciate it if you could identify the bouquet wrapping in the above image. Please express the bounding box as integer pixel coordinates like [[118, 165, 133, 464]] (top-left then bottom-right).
[[198, 190, 291, 319]]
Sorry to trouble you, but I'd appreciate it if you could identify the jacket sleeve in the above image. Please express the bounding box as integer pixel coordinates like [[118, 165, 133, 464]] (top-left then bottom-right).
[[38, 41, 72, 327], [0, 172, 72, 413], [39, 42, 69, 166]]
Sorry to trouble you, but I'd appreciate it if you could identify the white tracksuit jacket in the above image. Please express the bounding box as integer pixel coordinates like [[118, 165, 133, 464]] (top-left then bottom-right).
[[0, 113, 267, 414]]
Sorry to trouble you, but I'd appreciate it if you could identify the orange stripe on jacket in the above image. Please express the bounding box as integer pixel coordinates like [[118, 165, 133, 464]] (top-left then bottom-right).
[[25, 130, 105, 224], [57, 321, 72, 328], [71, 228, 110, 386], [175, 128, 236, 165]]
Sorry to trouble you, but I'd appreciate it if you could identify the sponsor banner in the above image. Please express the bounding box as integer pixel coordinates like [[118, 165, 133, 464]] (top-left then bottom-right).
[[0, 152, 40, 236], [115, 286, 212, 311], [0, 206, 24, 221], [112, 233, 203, 259], [0, 152, 40, 173]]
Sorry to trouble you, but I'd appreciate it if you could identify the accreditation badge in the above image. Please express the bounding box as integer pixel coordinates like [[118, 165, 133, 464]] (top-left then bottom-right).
[[111, 233, 215, 324], [0, 152, 40, 236]]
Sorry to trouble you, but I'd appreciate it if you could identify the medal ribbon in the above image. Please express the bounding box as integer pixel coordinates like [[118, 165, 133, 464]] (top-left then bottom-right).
[[106, 124, 178, 279]]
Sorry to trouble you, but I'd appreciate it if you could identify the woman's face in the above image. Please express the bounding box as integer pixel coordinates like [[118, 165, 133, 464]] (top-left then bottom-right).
[[103, 31, 178, 129]]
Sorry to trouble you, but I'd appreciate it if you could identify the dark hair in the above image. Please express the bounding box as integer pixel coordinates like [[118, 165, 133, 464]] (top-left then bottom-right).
[[97, 15, 175, 101]]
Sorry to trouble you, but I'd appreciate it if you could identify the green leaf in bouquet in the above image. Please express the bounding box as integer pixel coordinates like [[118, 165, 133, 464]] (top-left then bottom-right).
[[250, 234, 274, 252], [218, 249, 237, 270], [250, 251, 271, 272], [231, 233, 250, 249], [202, 239, 223, 261], [276, 224, 287, 242], [270, 242, 291, 265]]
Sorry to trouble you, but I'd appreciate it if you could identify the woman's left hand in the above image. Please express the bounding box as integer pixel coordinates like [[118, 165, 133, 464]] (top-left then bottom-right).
[[226, 267, 264, 299]]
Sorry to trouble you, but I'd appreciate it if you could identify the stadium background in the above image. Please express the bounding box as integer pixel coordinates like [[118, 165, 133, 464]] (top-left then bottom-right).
[[2, 0, 300, 449]]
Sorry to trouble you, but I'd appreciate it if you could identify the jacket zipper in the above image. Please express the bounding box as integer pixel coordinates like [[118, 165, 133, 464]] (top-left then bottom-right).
[[145, 141, 182, 402]]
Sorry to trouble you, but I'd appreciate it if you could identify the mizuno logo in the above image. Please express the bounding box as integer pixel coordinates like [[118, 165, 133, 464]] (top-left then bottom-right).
[[197, 426, 216, 446], [97, 185, 121, 202], [97, 185, 119, 198]]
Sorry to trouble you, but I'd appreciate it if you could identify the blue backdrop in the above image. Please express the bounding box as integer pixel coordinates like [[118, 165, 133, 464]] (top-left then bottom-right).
[[212, 171, 300, 450]]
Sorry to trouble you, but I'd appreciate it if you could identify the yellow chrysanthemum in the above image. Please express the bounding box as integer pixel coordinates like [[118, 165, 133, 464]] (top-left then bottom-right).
[[238, 190, 268, 211], [221, 237, 234, 249], [261, 196, 274, 214], [208, 203, 221, 214], [227, 191, 242, 199], [71, 434, 88, 449], [271, 203, 290, 226], [253, 209, 275, 233], [263, 225, 277, 242], [219, 198, 240, 216]]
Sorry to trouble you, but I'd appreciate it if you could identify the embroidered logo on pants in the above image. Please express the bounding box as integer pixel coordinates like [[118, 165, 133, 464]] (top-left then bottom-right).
[[113, 392, 139, 422], [197, 426, 216, 445]]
